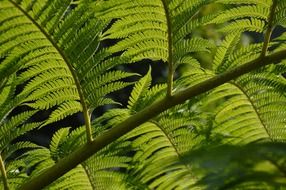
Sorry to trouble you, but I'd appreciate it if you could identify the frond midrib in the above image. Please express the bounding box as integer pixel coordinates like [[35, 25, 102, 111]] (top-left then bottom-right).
[[161, 0, 173, 97], [79, 163, 95, 189], [149, 120, 195, 178], [0, 155, 9, 190], [229, 81, 272, 141], [9, 1, 93, 142]]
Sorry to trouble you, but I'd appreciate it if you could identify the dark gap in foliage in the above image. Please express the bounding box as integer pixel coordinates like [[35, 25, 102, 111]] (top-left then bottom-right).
[[271, 25, 286, 39], [16, 111, 83, 147], [269, 26, 286, 51], [244, 31, 264, 43]]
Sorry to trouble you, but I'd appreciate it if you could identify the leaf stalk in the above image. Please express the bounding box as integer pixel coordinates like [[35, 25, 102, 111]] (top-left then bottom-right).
[[261, 0, 278, 57], [0, 155, 9, 190], [162, 0, 174, 97]]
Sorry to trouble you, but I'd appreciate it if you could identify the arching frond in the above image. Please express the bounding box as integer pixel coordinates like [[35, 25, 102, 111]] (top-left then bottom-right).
[[1, 0, 135, 128]]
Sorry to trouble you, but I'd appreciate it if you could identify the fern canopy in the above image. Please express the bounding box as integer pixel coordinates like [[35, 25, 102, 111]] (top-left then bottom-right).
[[1, 0, 286, 189]]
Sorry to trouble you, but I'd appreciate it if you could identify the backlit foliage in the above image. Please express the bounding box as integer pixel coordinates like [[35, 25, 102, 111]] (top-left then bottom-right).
[[0, 0, 286, 189]]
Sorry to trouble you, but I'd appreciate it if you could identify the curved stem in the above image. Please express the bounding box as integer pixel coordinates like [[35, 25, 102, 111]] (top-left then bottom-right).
[[0, 155, 9, 190], [260, 0, 278, 57], [19, 49, 286, 190], [162, 0, 174, 97], [9, 1, 93, 143]]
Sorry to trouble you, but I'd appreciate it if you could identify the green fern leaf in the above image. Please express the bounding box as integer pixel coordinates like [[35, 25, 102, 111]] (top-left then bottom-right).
[[128, 67, 152, 111], [274, 1, 286, 27], [44, 101, 82, 126], [210, 5, 269, 24], [50, 128, 71, 161], [219, 18, 266, 33]]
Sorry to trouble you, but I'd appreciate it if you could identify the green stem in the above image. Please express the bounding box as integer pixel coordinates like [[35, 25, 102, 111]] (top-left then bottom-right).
[[0, 155, 9, 190], [19, 49, 286, 190], [162, 0, 174, 97], [260, 0, 278, 57], [9, 1, 93, 143]]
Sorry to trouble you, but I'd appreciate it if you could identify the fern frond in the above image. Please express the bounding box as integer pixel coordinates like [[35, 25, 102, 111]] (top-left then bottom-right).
[[45, 102, 82, 126], [24, 79, 76, 102], [87, 81, 134, 109], [94, 108, 130, 131], [219, 18, 266, 33], [96, 0, 168, 62], [213, 32, 241, 71], [2, 141, 39, 160], [96, 0, 215, 66], [0, 75, 17, 111], [215, 0, 271, 7], [213, 32, 270, 73], [171, 0, 215, 41], [46, 165, 93, 190], [274, 1, 286, 27], [83, 70, 136, 91], [1, 0, 134, 136], [12, 130, 91, 189], [92, 76, 205, 189], [121, 117, 201, 190], [174, 37, 214, 65], [17, 58, 66, 83], [26, 88, 79, 110], [141, 83, 167, 106], [46, 127, 132, 189], [0, 0, 82, 131], [211, 5, 269, 24], [59, 127, 87, 155], [1, 0, 286, 189], [128, 67, 152, 112], [197, 72, 286, 144], [219, 43, 263, 71], [174, 14, 217, 44], [49, 128, 71, 161], [0, 111, 36, 148]]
